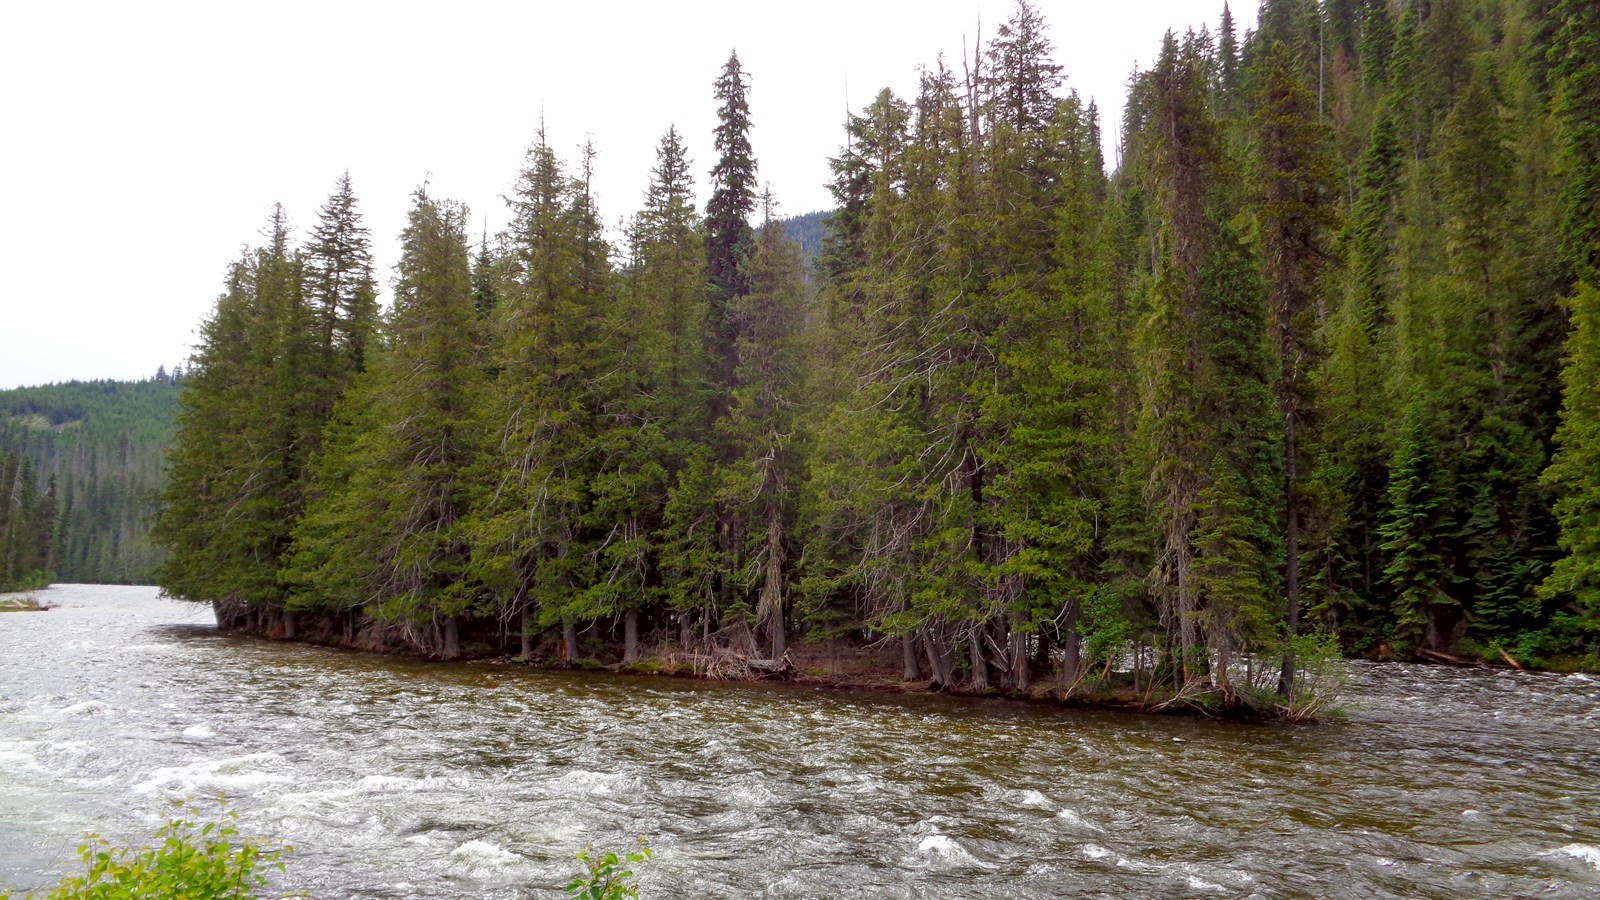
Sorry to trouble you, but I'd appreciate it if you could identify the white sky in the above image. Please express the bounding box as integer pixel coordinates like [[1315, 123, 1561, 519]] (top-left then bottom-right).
[[0, 0, 1255, 390]]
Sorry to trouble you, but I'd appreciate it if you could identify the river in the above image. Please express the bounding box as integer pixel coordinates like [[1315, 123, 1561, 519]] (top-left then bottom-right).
[[1, 585, 1597, 898]]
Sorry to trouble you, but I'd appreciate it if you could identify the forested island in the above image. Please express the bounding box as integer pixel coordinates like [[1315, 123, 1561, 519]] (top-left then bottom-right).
[[147, 0, 1599, 719]]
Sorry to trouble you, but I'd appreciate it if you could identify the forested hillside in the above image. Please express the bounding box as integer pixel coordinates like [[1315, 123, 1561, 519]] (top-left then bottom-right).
[[0, 378, 182, 584], [0, 447, 55, 592], [778, 210, 829, 264], [154, 0, 1600, 711]]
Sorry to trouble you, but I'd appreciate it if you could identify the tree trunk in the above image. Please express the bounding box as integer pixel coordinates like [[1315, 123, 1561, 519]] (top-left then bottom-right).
[[924, 630, 956, 689], [519, 603, 533, 660], [624, 609, 640, 664], [902, 634, 921, 681], [282, 611, 296, 641], [1062, 601, 1082, 685], [1009, 619, 1030, 691], [760, 504, 786, 660], [442, 616, 461, 660], [1279, 419, 1300, 696], [563, 619, 579, 665], [969, 628, 990, 690]]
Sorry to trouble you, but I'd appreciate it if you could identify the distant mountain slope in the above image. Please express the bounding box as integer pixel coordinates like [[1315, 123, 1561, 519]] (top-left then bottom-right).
[[779, 210, 830, 265], [0, 377, 182, 584]]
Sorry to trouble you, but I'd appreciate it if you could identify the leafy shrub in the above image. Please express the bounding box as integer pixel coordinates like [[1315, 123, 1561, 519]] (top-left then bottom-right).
[[565, 841, 653, 900], [8, 802, 290, 899]]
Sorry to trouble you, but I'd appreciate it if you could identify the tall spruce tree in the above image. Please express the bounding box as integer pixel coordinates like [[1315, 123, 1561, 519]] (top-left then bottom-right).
[[1254, 41, 1340, 693], [705, 51, 758, 391], [1539, 0, 1600, 643], [285, 189, 481, 656]]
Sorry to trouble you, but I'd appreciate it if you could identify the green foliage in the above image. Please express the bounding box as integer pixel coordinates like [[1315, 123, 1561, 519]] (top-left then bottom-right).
[[1541, 281, 1600, 634], [0, 379, 181, 584], [1262, 630, 1349, 722], [15, 804, 290, 900], [564, 842, 652, 900], [0, 447, 56, 592]]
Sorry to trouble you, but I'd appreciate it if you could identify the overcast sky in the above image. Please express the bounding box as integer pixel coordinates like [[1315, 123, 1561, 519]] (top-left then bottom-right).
[[0, 0, 1255, 390]]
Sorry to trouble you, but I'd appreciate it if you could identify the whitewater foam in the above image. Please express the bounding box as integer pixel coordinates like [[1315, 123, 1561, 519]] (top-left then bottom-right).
[[134, 752, 291, 797], [1554, 844, 1600, 871], [1018, 789, 1053, 810]]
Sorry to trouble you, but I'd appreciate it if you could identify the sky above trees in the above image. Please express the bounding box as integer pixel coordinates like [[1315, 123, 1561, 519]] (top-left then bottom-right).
[[0, 0, 1254, 389]]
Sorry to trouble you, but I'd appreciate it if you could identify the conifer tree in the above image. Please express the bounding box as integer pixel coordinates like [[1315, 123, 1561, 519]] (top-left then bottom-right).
[[603, 126, 706, 660], [705, 51, 758, 389], [285, 190, 481, 656], [304, 172, 379, 396], [1549, 0, 1600, 281], [470, 126, 612, 662], [1360, 0, 1396, 91], [155, 207, 322, 632], [1132, 33, 1223, 684], [724, 198, 808, 657], [1193, 455, 1272, 688], [1539, 0, 1600, 640], [1541, 282, 1600, 634], [1380, 402, 1452, 650], [1254, 40, 1340, 692]]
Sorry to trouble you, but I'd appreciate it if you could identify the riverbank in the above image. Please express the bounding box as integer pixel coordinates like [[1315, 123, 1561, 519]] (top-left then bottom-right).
[[218, 611, 1342, 723]]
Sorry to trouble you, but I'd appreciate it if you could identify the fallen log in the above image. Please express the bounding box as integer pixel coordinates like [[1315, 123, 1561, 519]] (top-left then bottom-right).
[[1496, 646, 1525, 670], [1417, 647, 1489, 668]]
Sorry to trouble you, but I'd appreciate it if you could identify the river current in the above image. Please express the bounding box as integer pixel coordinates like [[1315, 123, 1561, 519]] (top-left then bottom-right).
[[1, 585, 1597, 898]]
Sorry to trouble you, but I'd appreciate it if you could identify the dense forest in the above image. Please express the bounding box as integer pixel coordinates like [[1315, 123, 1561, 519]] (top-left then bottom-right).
[[0, 378, 183, 585], [154, 0, 1600, 714], [0, 446, 55, 593]]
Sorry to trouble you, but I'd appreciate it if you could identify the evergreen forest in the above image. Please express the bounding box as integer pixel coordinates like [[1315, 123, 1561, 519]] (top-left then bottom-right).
[[0, 446, 55, 593], [152, 0, 1600, 712], [0, 378, 183, 586]]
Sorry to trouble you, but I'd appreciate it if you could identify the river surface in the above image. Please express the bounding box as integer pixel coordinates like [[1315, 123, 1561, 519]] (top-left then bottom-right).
[[2, 585, 1598, 898]]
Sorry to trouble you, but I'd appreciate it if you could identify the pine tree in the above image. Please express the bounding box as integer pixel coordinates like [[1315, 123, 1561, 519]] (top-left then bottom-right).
[[705, 51, 758, 391], [1254, 40, 1340, 692], [303, 172, 379, 397], [285, 189, 481, 656], [1132, 33, 1224, 685], [1541, 282, 1600, 634], [1380, 402, 1453, 650], [1439, 62, 1511, 295], [154, 207, 322, 631], [1360, 0, 1396, 90], [1539, 0, 1600, 642], [723, 198, 808, 657], [1193, 455, 1273, 688], [472, 231, 498, 320], [469, 126, 611, 662], [601, 126, 707, 661], [1549, 0, 1600, 281]]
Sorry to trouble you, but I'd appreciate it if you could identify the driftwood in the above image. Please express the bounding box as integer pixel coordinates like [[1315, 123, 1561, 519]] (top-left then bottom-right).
[[1496, 646, 1525, 670], [1417, 647, 1489, 668], [663, 648, 796, 681]]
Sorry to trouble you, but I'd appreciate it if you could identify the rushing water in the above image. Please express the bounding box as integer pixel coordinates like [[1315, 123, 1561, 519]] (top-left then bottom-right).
[[2, 585, 1598, 898]]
